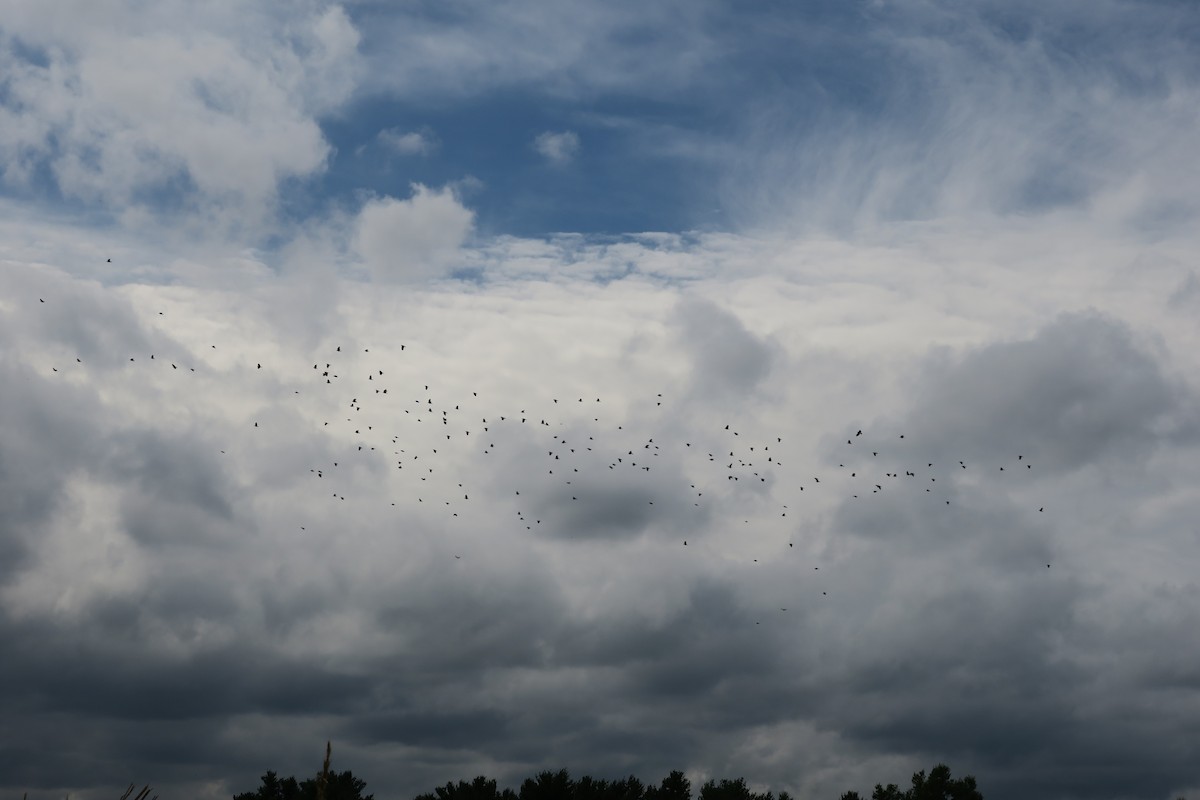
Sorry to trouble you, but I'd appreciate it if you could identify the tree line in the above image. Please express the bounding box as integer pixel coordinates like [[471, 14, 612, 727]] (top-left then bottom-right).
[[233, 757, 986, 800]]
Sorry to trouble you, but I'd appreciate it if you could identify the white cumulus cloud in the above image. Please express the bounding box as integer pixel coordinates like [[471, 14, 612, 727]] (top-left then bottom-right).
[[354, 184, 475, 282], [0, 2, 362, 237]]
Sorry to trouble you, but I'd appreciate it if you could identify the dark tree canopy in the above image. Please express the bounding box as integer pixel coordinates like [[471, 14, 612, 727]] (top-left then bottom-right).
[[519, 769, 577, 800], [234, 771, 302, 800], [233, 769, 373, 800], [697, 777, 782, 800], [413, 775, 518, 800], [645, 770, 692, 800], [414, 761, 983, 800], [842, 764, 983, 800], [905, 764, 982, 800]]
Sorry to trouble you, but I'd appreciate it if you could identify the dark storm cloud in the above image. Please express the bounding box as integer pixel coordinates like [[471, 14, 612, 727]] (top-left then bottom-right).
[[798, 309, 1200, 800], [476, 417, 711, 542], [0, 711, 234, 789], [804, 550, 1200, 800], [831, 474, 1053, 567], [0, 360, 103, 580], [353, 708, 511, 748], [0, 607, 369, 720], [0, 601, 373, 793], [343, 575, 805, 790], [536, 482, 663, 540], [549, 579, 780, 686], [368, 565, 567, 676], [530, 466, 708, 542]]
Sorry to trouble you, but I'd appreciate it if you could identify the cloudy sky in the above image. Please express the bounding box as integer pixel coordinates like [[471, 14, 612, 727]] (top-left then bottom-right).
[[2, 2, 1200, 799]]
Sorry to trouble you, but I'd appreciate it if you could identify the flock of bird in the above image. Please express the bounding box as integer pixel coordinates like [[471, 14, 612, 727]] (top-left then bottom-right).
[[34, 289, 1053, 622]]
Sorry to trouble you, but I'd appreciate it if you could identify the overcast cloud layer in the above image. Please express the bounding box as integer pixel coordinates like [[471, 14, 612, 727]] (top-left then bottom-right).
[[2, 3, 1199, 800]]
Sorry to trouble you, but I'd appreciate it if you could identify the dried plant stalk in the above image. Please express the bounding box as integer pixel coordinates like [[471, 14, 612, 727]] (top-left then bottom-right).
[[316, 740, 332, 800]]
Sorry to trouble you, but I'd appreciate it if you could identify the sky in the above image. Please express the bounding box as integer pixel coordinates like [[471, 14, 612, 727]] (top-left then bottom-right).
[[2, 2, 1200, 799]]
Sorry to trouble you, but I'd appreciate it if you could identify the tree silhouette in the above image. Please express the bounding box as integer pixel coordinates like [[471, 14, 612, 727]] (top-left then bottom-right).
[[571, 775, 647, 800], [404, 761, 982, 800], [698, 777, 778, 800], [838, 764, 982, 800], [234, 771, 303, 800], [311, 770, 374, 800], [233, 769, 373, 800], [907, 765, 981, 800], [413, 775, 518, 800], [645, 770, 692, 800], [519, 769, 576, 800]]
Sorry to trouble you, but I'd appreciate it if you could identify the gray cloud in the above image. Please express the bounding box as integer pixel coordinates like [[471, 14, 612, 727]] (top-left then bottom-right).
[[674, 298, 777, 403], [2, 4, 1200, 800], [893, 311, 1200, 473]]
